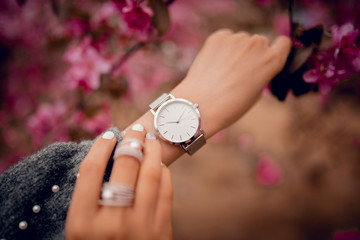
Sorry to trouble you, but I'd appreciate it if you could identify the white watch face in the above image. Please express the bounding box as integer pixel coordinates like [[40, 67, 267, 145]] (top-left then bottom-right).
[[154, 99, 200, 143]]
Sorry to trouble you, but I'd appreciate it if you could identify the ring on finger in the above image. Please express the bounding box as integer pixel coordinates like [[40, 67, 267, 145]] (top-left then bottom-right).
[[114, 139, 144, 162], [120, 138, 145, 150], [99, 182, 135, 207]]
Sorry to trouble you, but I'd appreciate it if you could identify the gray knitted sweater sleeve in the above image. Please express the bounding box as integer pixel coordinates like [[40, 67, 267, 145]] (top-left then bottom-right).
[[0, 127, 123, 240]]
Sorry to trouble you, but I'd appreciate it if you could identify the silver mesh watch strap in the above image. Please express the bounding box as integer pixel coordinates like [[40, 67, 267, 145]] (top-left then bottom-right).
[[181, 129, 206, 155], [149, 93, 174, 115], [149, 93, 206, 155]]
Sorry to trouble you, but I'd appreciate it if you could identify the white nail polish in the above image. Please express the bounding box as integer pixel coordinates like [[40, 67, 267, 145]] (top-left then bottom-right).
[[146, 132, 157, 139], [102, 131, 115, 139], [132, 123, 144, 132]]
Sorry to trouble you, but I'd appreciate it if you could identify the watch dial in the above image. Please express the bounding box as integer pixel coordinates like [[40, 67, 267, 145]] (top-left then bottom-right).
[[155, 99, 200, 143]]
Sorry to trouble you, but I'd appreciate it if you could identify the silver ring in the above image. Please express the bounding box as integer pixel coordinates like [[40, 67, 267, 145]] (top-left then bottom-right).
[[99, 182, 135, 207], [114, 145, 144, 162], [120, 138, 145, 149]]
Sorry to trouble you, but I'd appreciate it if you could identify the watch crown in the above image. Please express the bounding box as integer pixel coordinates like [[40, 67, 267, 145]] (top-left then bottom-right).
[[194, 104, 199, 108]]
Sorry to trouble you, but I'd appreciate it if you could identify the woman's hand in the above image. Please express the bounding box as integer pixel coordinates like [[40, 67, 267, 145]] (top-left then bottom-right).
[[172, 29, 292, 135], [120, 30, 291, 165], [66, 125, 173, 240]]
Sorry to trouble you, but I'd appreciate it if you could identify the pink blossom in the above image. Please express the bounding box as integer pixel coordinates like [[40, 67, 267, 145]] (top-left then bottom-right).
[[122, 5, 153, 32], [116, 50, 173, 100], [113, 0, 154, 41], [64, 36, 111, 92], [73, 106, 111, 136], [82, 114, 111, 135], [256, 155, 283, 186], [26, 103, 68, 147], [112, 0, 128, 12], [65, 18, 89, 38], [303, 23, 360, 95], [92, 2, 118, 27]]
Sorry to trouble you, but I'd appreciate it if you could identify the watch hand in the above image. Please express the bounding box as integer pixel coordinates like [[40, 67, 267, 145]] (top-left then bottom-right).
[[179, 115, 191, 122], [176, 109, 186, 122], [165, 110, 186, 124]]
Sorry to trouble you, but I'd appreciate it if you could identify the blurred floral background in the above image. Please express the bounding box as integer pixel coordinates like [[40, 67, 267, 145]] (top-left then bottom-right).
[[0, 0, 359, 239]]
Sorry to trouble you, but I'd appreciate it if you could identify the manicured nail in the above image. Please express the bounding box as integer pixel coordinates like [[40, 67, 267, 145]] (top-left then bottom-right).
[[146, 132, 157, 139], [132, 123, 144, 132], [161, 162, 165, 166], [102, 131, 115, 139]]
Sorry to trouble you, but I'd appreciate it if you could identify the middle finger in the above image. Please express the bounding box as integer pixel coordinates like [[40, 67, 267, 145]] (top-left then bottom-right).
[[110, 123, 146, 186]]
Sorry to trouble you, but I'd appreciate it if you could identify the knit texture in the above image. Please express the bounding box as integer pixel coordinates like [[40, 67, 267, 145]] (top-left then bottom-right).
[[0, 127, 122, 240]]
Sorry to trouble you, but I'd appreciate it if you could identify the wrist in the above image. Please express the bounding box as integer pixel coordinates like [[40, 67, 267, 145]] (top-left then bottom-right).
[[170, 77, 223, 138]]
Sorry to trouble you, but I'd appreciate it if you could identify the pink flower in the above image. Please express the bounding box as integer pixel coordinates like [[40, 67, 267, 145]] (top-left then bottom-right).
[[116, 50, 173, 100], [122, 5, 153, 32], [256, 155, 283, 186], [332, 23, 358, 46], [26, 103, 68, 147], [112, 0, 128, 12], [72, 105, 111, 136], [65, 18, 89, 38], [303, 23, 360, 95], [114, 0, 154, 41], [82, 114, 111, 135], [64, 36, 111, 92], [92, 2, 118, 27]]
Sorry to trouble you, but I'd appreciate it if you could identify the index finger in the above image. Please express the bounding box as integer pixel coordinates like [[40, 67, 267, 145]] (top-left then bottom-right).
[[68, 131, 117, 216]]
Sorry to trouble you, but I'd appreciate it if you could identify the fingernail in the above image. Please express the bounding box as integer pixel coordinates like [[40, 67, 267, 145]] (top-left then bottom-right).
[[146, 132, 157, 139], [161, 162, 165, 166], [122, 129, 127, 136], [102, 131, 115, 139], [132, 123, 144, 132]]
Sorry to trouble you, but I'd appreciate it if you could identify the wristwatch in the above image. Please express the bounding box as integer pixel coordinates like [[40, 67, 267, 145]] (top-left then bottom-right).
[[149, 93, 206, 155]]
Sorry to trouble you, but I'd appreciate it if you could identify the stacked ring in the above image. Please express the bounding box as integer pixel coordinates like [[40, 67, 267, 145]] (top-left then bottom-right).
[[114, 138, 144, 162], [99, 182, 135, 206]]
